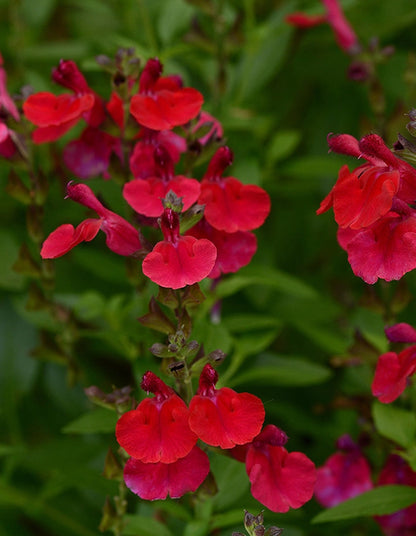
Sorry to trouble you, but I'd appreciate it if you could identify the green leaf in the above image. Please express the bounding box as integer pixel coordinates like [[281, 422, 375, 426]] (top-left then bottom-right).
[[312, 485, 416, 523], [122, 514, 173, 536], [230, 353, 332, 388], [266, 129, 301, 165], [215, 267, 318, 300], [62, 408, 118, 434], [223, 314, 282, 332], [157, 0, 195, 45], [372, 402, 416, 448]]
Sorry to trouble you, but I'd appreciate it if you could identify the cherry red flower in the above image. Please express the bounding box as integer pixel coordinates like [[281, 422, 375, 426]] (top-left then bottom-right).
[[314, 434, 373, 508], [285, 12, 327, 28], [318, 164, 400, 230], [372, 345, 416, 404], [123, 146, 200, 217], [142, 208, 217, 289], [245, 425, 316, 513], [52, 59, 105, 127], [23, 92, 95, 143], [321, 0, 359, 53], [186, 219, 257, 279], [374, 454, 416, 536], [130, 58, 203, 131], [129, 128, 186, 180], [40, 182, 142, 258], [320, 133, 416, 207], [385, 323, 416, 344], [23, 59, 106, 143], [198, 146, 271, 233], [123, 445, 210, 501], [63, 126, 121, 179], [337, 204, 416, 284], [188, 364, 265, 449], [287, 0, 358, 53], [116, 371, 197, 464]]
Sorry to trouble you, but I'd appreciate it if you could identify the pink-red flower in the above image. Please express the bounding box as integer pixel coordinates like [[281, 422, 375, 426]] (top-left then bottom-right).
[[374, 454, 416, 536], [318, 133, 416, 284], [23, 59, 105, 143], [314, 434, 373, 508], [286, 0, 359, 54], [187, 219, 257, 279], [337, 203, 416, 284], [116, 371, 197, 464], [372, 324, 416, 404], [129, 128, 186, 180], [130, 58, 203, 131], [63, 126, 121, 179], [245, 425, 316, 513], [142, 208, 217, 289], [40, 183, 142, 258], [123, 146, 200, 217], [123, 445, 210, 500], [188, 364, 265, 449], [23, 92, 95, 143], [198, 146, 271, 233]]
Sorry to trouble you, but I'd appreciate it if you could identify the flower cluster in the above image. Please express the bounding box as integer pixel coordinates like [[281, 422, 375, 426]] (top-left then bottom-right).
[[116, 365, 316, 511], [372, 322, 416, 404], [315, 436, 416, 536], [23, 57, 270, 289], [317, 133, 416, 284]]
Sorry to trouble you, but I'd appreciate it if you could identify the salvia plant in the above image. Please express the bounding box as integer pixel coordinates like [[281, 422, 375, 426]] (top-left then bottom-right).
[[3, 1, 416, 536]]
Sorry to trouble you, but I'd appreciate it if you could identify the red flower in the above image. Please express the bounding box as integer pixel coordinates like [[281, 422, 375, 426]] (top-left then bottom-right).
[[23, 59, 106, 143], [375, 455, 416, 536], [129, 128, 186, 179], [385, 323, 416, 344], [130, 58, 203, 131], [245, 425, 316, 513], [199, 146, 271, 232], [23, 92, 95, 143], [116, 371, 197, 464], [63, 126, 121, 179], [286, 0, 358, 53], [319, 133, 416, 210], [285, 12, 327, 28], [52, 59, 105, 127], [314, 435, 373, 508], [142, 208, 217, 289], [318, 164, 400, 230], [321, 0, 359, 53], [187, 219, 257, 279], [188, 364, 265, 449], [337, 204, 416, 284], [372, 346, 416, 404], [40, 183, 142, 258], [123, 146, 200, 217], [123, 445, 210, 500]]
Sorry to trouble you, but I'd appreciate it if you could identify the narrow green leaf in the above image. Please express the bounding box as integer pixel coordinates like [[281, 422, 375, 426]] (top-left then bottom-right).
[[62, 408, 118, 434], [230, 354, 332, 388], [215, 268, 318, 300], [372, 402, 416, 448], [312, 485, 416, 523], [123, 514, 173, 536]]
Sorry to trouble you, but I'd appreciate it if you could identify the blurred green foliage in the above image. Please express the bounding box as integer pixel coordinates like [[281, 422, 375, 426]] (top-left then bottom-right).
[[2, 0, 416, 535]]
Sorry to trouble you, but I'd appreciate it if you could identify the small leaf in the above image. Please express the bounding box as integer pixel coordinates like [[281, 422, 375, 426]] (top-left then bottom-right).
[[230, 354, 332, 387], [122, 514, 173, 536], [62, 408, 118, 434], [312, 485, 416, 523], [215, 267, 318, 300], [372, 402, 416, 448]]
